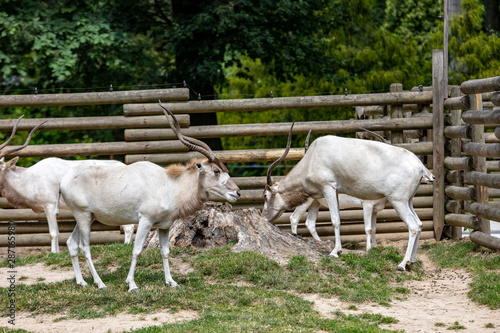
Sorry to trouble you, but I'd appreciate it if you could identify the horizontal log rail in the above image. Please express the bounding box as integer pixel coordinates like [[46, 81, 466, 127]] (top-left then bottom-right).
[[460, 76, 500, 95], [125, 148, 306, 165], [465, 171, 500, 189], [124, 116, 433, 141], [467, 202, 500, 222], [445, 213, 479, 229], [0, 231, 128, 247], [125, 141, 433, 164], [444, 95, 470, 110], [356, 104, 421, 117], [462, 110, 500, 124], [237, 189, 433, 207], [485, 132, 500, 143], [470, 230, 500, 251], [445, 185, 476, 201], [488, 188, 500, 198], [486, 160, 500, 172], [272, 208, 434, 224], [462, 142, 500, 158], [123, 91, 434, 116], [2, 140, 189, 158], [444, 156, 473, 171], [444, 126, 471, 139], [0, 221, 119, 234], [492, 92, 500, 106], [0, 115, 189, 132], [0, 88, 189, 108], [315, 231, 435, 243], [0, 209, 74, 221], [285, 220, 434, 237]]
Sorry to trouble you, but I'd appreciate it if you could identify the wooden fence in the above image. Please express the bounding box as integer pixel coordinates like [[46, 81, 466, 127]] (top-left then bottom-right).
[[0, 51, 499, 251], [443, 76, 500, 250]]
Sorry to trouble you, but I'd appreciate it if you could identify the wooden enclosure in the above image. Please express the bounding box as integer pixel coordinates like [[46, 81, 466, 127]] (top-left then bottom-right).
[[0, 51, 499, 251]]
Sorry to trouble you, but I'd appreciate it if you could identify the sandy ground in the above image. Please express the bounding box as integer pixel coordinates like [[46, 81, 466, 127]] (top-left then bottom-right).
[[1, 242, 499, 333], [302, 254, 500, 333]]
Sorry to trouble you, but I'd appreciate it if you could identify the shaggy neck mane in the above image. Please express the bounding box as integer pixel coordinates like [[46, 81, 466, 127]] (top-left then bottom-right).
[[166, 159, 208, 221], [282, 189, 310, 210], [279, 171, 310, 210]]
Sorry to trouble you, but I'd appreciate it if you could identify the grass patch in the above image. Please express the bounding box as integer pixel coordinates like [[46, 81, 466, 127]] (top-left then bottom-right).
[[191, 244, 423, 304], [447, 321, 466, 330], [0, 243, 415, 332], [421, 240, 500, 310], [5, 239, 497, 331]]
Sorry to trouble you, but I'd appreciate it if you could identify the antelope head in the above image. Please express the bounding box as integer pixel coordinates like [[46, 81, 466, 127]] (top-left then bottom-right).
[[158, 101, 240, 202], [262, 121, 295, 222], [0, 116, 48, 171]]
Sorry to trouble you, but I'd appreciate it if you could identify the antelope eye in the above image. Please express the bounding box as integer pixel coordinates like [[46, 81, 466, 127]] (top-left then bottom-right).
[[214, 169, 220, 174]]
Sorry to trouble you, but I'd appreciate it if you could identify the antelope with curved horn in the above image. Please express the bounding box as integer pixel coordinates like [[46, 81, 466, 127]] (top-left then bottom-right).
[[60, 102, 240, 290], [0, 116, 130, 253], [262, 124, 434, 271], [289, 130, 387, 250]]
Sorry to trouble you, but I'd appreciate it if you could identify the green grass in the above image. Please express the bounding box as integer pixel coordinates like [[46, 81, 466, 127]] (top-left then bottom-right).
[[421, 240, 500, 310], [0, 243, 413, 332], [1, 239, 498, 332]]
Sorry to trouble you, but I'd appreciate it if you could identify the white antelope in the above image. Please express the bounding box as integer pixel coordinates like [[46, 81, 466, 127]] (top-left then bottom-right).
[[0, 116, 132, 253], [60, 103, 241, 291], [263, 123, 434, 271], [290, 130, 387, 250]]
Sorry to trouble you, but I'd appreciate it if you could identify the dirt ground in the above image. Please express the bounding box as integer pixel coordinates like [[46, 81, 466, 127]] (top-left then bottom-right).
[[1, 241, 499, 333]]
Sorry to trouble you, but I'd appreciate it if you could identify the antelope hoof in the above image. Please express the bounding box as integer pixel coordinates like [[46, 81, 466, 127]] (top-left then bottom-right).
[[77, 281, 88, 287], [396, 265, 406, 272], [329, 251, 340, 258], [167, 281, 179, 288], [128, 286, 139, 292], [98, 285, 108, 290]]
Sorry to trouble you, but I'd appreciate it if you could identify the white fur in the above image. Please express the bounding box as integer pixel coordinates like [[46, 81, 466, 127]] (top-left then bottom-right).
[[0, 157, 132, 253], [60, 160, 240, 291], [263, 135, 434, 271]]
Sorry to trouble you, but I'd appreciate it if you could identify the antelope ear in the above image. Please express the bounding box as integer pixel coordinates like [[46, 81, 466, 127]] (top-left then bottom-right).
[[266, 183, 278, 194], [5, 156, 19, 169], [195, 162, 207, 175]]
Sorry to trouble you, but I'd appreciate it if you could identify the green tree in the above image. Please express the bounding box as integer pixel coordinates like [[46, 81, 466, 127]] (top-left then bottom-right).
[[448, 0, 500, 83], [0, 0, 170, 164]]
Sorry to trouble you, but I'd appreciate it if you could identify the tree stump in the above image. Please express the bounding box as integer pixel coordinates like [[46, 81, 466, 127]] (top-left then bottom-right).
[[143, 202, 334, 264]]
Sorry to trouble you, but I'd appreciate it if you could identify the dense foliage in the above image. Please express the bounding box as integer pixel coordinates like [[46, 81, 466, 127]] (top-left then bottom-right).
[[0, 0, 499, 169]]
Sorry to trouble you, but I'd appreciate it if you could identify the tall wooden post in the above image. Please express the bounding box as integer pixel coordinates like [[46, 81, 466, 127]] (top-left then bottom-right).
[[469, 94, 491, 234], [449, 86, 463, 239], [443, 0, 449, 93], [390, 83, 404, 144], [432, 50, 445, 240]]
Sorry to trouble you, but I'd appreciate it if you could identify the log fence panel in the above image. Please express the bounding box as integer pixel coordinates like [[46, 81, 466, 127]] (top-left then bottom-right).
[[6, 74, 500, 248], [443, 76, 500, 249]]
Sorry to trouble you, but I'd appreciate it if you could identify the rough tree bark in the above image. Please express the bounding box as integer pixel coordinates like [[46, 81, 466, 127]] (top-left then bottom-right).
[[143, 202, 335, 264]]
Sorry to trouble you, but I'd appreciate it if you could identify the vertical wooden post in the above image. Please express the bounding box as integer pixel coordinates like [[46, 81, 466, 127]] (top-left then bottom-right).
[[469, 94, 491, 234], [390, 83, 404, 144], [449, 86, 463, 239], [443, 0, 449, 93], [432, 50, 445, 240]]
